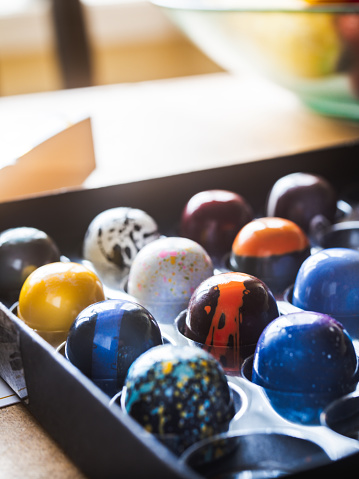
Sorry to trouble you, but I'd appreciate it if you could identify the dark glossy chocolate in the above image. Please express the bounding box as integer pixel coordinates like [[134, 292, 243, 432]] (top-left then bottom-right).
[[0, 226, 61, 301], [266, 172, 337, 234]]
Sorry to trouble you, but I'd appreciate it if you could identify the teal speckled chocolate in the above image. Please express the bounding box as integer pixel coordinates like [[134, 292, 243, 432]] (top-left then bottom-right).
[[122, 344, 234, 455]]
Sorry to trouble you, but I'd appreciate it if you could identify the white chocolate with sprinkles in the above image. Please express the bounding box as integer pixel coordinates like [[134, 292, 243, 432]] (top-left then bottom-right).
[[127, 236, 214, 325]]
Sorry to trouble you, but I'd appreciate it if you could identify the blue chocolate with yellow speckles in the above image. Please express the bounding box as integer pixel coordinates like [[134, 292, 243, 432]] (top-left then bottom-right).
[[122, 344, 234, 455], [65, 298, 163, 397]]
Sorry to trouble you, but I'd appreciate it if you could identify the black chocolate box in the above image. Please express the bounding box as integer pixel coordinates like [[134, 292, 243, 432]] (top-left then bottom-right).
[[1, 141, 359, 479]]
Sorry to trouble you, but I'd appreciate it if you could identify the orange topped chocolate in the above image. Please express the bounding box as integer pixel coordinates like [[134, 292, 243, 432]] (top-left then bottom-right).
[[232, 217, 310, 257], [229, 217, 311, 294]]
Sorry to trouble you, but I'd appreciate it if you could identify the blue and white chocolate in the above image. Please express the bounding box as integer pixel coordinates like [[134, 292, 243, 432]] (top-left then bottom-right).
[[83, 207, 160, 288]]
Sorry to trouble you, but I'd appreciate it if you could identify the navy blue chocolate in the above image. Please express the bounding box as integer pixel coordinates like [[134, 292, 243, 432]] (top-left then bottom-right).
[[65, 298, 163, 396]]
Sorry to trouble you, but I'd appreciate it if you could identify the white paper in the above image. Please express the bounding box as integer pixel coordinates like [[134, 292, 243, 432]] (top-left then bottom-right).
[[0, 377, 20, 408]]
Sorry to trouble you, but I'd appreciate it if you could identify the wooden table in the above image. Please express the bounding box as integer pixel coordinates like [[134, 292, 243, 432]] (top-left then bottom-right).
[[1, 72, 359, 478]]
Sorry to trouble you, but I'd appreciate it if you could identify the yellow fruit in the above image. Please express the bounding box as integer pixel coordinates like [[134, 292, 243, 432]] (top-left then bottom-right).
[[227, 12, 341, 78]]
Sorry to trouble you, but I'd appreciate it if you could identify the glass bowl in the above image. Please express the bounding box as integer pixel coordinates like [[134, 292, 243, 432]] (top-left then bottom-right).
[[151, 0, 359, 120]]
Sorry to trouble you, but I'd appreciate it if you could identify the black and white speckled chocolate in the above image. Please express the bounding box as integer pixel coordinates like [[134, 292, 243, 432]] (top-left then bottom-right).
[[83, 207, 160, 288]]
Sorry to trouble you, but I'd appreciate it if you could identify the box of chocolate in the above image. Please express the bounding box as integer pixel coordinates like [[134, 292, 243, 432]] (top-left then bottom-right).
[[1, 140, 359, 479]]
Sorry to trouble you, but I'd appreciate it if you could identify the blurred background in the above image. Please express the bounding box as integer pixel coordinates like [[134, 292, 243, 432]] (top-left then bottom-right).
[[0, 0, 223, 96]]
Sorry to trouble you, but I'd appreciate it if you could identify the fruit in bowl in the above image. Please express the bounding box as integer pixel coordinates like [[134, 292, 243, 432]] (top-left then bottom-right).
[[151, 0, 359, 120], [305, 0, 358, 3]]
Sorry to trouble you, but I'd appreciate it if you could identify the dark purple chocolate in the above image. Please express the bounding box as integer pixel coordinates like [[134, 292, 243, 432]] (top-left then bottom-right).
[[180, 189, 253, 258]]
